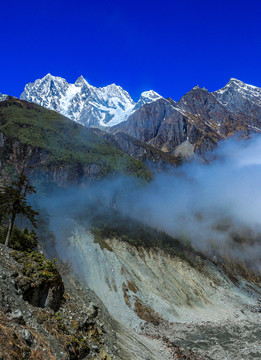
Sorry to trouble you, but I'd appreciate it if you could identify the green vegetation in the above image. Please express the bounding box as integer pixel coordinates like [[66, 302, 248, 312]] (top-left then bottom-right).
[[12, 250, 58, 280], [89, 210, 194, 264], [92, 228, 113, 252], [66, 336, 91, 359], [0, 169, 39, 247], [0, 98, 151, 180], [0, 226, 38, 252]]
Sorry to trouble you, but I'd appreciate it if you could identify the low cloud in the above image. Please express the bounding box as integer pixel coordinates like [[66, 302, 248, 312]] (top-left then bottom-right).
[[36, 135, 261, 268]]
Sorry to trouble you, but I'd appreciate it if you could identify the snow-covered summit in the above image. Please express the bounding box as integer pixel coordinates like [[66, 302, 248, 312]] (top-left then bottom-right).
[[0, 93, 8, 102], [213, 78, 261, 112], [20, 74, 162, 127], [140, 90, 162, 101], [132, 90, 162, 112]]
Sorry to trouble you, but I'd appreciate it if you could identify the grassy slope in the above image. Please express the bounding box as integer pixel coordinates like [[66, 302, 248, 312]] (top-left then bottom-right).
[[0, 98, 151, 180]]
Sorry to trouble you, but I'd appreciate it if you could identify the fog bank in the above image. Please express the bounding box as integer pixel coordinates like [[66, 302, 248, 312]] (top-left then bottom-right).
[[38, 135, 261, 267]]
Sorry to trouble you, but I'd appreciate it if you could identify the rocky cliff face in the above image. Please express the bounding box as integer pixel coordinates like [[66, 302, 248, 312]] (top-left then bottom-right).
[[110, 97, 196, 157], [91, 128, 182, 169], [112, 99, 175, 144], [213, 78, 261, 121], [1, 214, 261, 359], [113, 80, 261, 156], [112, 98, 220, 156], [0, 243, 208, 360], [0, 244, 119, 359], [53, 224, 261, 360], [177, 85, 260, 136], [0, 131, 103, 185]]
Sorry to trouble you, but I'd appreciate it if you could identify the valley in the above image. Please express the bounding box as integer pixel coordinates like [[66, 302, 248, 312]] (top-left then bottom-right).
[[1, 76, 261, 359]]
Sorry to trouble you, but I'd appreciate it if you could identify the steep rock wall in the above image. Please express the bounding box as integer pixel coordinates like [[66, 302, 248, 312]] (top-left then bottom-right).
[[55, 226, 259, 329]]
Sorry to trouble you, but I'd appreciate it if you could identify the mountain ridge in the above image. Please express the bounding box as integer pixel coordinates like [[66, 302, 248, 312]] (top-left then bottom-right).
[[13, 75, 261, 157], [112, 79, 261, 155], [0, 97, 152, 185], [20, 74, 162, 128]]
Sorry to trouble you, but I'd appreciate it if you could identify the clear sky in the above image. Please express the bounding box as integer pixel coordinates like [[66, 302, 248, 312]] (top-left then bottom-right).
[[1, 0, 261, 101]]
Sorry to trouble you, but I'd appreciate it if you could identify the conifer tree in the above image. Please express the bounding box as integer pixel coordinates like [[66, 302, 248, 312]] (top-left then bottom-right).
[[0, 171, 39, 247]]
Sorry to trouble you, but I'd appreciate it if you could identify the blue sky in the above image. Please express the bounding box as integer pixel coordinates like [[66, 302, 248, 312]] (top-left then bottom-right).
[[1, 0, 261, 101]]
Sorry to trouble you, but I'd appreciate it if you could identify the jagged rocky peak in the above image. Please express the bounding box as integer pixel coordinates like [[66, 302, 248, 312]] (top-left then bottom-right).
[[74, 75, 90, 87], [133, 90, 162, 111], [215, 78, 261, 97], [21, 74, 70, 113], [102, 83, 130, 96], [75, 74, 86, 82], [35, 73, 69, 89], [176, 84, 216, 114], [228, 78, 247, 85], [20, 74, 161, 127], [188, 84, 209, 93], [166, 97, 176, 106], [213, 78, 261, 114], [98, 83, 135, 109]]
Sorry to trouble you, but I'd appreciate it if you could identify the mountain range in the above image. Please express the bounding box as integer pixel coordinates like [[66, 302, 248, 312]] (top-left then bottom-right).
[[1, 75, 261, 183], [1, 76, 261, 360], [20, 75, 261, 157], [21, 74, 162, 127]]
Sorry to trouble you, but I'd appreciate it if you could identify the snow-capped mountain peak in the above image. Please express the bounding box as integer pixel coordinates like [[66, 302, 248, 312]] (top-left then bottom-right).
[[214, 78, 261, 100], [75, 75, 90, 87], [0, 93, 8, 102], [140, 90, 162, 101], [213, 78, 261, 113], [20, 74, 162, 127], [229, 77, 243, 83], [132, 90, 162, 112], [100, 83, 135, 106]]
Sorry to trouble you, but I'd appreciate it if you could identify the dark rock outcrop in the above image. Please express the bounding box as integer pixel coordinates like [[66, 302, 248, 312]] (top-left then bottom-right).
[[0, 244, 116, 359], [112, 99, 173, 143], [112, 97, 222, 156], [92, 127, 182, 169], [112, 81, 261, 158], [12, 251, 64, 312]]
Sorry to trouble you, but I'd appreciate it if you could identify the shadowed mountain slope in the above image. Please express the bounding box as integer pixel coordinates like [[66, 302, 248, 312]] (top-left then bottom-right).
[[0, 97, 151, 185]]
